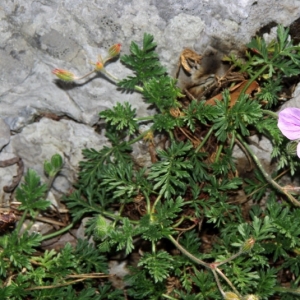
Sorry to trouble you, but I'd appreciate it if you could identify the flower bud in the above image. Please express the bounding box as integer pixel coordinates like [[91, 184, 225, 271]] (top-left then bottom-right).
[[143, 130, 154, 142], [224, 292, 241, 300], [52, 69, 76, 82], [94, 60, 104, 72], [286, 140, 298, 157], [108, 43, 121, 58], [241, 237, 255, 253]]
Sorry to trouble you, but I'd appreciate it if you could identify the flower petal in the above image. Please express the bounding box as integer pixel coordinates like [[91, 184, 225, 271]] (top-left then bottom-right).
[[278, 108, 300, 140], [297, 143, 300, 158]]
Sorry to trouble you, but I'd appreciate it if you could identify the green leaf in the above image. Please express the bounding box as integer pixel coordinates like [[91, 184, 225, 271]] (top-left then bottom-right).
[[99, 102, 138, 135], [182, 100, 220, 132], [148, 141, 193, 199], [251, 216, 275, 241], [110, 218, 144, 255], [74, 239, 108, 273], [152, 113, 182, 132], [212, 90, 262, 141], [99, 162, 149, 200], [44, 154, 63, 177], [16, 169, 50, 216], [138, 251, 173, 283], [191, 270, 220, 299], [118, 33, 166, 91], [0, 232, 42, 276], [142, 76, 182, 111], [78, 131, 132, 187]]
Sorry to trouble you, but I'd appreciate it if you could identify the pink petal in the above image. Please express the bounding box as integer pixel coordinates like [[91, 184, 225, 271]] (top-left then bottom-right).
[[278, 108, 300, 140], [297, 143, 300, 158]]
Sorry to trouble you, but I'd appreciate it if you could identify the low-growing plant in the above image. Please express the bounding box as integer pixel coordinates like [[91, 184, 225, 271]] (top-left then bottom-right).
[[5, 24, 300, 299], [56, 26, 300, 299], [0, 155, 118, 300]]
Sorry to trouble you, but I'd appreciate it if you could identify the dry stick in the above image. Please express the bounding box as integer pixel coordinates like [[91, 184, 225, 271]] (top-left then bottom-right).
[[25, 278, 86, 291], [236, 133, 300, 207]]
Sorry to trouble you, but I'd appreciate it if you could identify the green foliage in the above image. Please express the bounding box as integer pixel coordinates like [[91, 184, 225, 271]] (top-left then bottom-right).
[[256, 78, 282, 108], [212, 90, 262, 142], [152, 112, 182, 131], [100, 102, 138, 135], [138, 251, 174, 283], [16, 169, 50, 216], [246, 25, 300, 77], [55, 28, 300, 299], [182, 99, 220, 132], [100, 162, 149, 200], [125, 268, 167, 299], [0, 156, 116, 300], [142, 76, 183, 111], [119, 33, 166, 90], [0, 232, 42, 277], [44, 153, 63, 177], [78, 131, 132, 187], [148, 141, 193, 199]]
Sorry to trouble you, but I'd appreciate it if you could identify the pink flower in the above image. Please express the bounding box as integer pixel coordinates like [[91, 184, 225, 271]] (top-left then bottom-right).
[[278, 107, 300, 157]]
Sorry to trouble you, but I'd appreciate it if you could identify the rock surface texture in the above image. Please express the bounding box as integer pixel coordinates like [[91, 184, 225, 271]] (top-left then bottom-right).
[[0, 0, 300, 203]]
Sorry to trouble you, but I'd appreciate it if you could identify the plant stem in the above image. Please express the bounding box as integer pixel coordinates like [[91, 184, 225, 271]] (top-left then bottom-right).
[[236, 133, 300, 207], [167, 235, 210, 269], [151, 194, 162, 214], [168, 235, 241, 298], [215, 144, 223, 162], [162, 294, 177, 300], [172, 216, 185, 228], [102, 69, 144, 93], [273, 286, 300, 296], [102, 69, 120, 83], [128, 129, 152, 145], [195, 127, 214, 153], [41, 222, 74, 241], [240, 64, 268, 96], [216, 251, 243, 267], [15, 209, 29, 234], [76, 70, 96, 81], [262, 109, 278, 119], [211, 269, 225, 297], [215, 267, 242, 298], [144, 194, 151, 214], [134, 116, 154, 122]]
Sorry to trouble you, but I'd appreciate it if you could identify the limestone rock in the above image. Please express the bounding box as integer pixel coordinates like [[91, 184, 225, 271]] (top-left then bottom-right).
[[0, 119, 10, 151], [2, 117, 107, 195], [0, 0, 299, 200]]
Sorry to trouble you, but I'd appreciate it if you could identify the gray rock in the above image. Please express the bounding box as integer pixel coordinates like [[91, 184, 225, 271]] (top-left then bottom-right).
[[0, 0, 299, 199], [0, 119, 10, 150], [2, 117, 107, 194]]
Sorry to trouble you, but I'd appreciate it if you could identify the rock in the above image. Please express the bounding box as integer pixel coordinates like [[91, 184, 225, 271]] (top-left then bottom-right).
[[1, 0, 299, 132], [0, 0, 299, 200], [0, 119, 10, 151], [2, 117, 107, 194], [0, 152, 19, 206]]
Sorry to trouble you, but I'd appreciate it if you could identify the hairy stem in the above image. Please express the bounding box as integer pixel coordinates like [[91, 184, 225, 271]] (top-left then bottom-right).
[[41, 222, 74, 241], [15, 209, 29, 234], [215, 267, 242, 298], [167, 235, 210, 269], [236, 133, 300, 207]]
